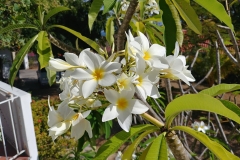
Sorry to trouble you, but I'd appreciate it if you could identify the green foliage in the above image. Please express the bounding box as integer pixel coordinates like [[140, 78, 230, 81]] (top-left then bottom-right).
[[31, 98, 76, 159], [171, 0, 202, 34], [193, 0, 234, 31], [172, 126, 239, 160], [9, 35, 38, 86], [94, 124, 159, 160], [88, 0, 103, 31], [105, 17, 115, 46], [144, 133, 168, 160], [165, 93, 240, 128], [200, 83, 240, 96], [122, 128, 159, 159]]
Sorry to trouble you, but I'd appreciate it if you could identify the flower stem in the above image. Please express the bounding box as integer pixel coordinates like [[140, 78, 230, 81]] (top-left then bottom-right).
[[141, 112, 165, 128]]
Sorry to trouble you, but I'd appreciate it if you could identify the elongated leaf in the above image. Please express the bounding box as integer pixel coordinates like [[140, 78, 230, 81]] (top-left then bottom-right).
[[103, 0, 116, 14], [146, 133, 168, 160], [38, 6, 44, 26], [49, 25, 105, 55], [200, 84, 240, 96], [9, 35, 38, 86], [0, 24, 39, 34], [146, 26, 161, 44], [94, 124, 158, 160], [135, 21, 145, 32], [43, 7, 70, 25], [37, 31, 53, 69], [88, 0, 103, 31], [159, 0, 177, 55], [105, 17, 114, 45], [143, 14, 162, 22], [139, 143, 152, 160], [220, 100, 240, 117], [172, 0, 202, 34], [172, 126, 239, 160], [194, 0, 234, 31], [122, 128, 159, 160], [104, 121, 111, 139], [165, 94, 240, 128], [46, 67, 56, 86]]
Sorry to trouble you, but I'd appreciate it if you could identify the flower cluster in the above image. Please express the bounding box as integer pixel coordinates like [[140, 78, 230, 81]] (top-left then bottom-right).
[[191, 121, 210, 133], [47, 31, 194, 140]]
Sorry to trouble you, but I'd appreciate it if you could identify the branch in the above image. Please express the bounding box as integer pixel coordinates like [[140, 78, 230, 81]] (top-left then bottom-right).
[[48, 34, 80, 54], [116, 0, 138, 52]]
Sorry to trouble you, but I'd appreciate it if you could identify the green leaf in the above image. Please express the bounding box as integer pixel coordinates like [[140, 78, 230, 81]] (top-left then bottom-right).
[[103, 0, 116, 14], [49, 25, 105, 55], [165, 94, 240, 128], [122, 128, 159, 160], [143, 14, 162, 22], [46, 67, 56, 86], [139, 143, 152, 160], [172, 0, 202, 34], [105, 17, 114, 45], [94, 124, 158, 160], [104, 121, 111, 139], [199, 84, 240, 96], [37, 31, 53, 69], [9, 35, 38, 86], [37, 6, 44, 26], [220, 100, 240, 117], [194, 0, 234, 31], [146, 133, 168, 160], [88, 0, 103, 31], [172, 126, 239, 160], [0, 24, 39, 34], [43, 7, 70, 25], [159, 0, 177, 55]]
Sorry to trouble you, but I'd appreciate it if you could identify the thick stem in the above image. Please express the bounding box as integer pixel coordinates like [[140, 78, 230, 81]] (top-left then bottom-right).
[[166, 131, 191, 160], [48, 34, 80, 54], [116, 0, 138, 52]]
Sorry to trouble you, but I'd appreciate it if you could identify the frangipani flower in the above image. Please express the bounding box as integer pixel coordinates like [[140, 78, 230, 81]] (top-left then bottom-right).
[[102, 89, 148, 132], [132, 54, 160, 99], [191, 121, 210, 133], [71, 50, 121, 98], [160, 42, 195, 85], [47, 98, 92, 140], [48, 49, 88, 72], [117, 73, 134, 91], [131, 31, 168, 69]]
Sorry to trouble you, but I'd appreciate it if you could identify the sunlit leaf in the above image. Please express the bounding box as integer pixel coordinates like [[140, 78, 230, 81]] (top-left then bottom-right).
[[94, 124, 158, 160], [88, 0, 103, 31], [220, 100, 240, 117], [172, 0, 202, 34], [146, 133, 168, 160], [9, 35, 38, 86], [37, 31, 53, 69], [165, 94, 240, 128], [122, 128, 159, 159], [103, 0, 116, 14], [172, 126, 239, 160], [194, 0, 234, 31], [46, 67, 56, 86], [200, 84, 240, 96], [105, 17, 114, 45]]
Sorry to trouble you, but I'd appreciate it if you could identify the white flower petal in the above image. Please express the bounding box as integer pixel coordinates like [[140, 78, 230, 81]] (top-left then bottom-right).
[[47, 107, 63, 127], [48, 58, 74, 71], [102, 104, 119, 122], [64, 52, 80, 66], [83, 51, 99, 71], [99, 73, 116, 86], [130, 100, 148, 114], [82, 110, 91, 118], [103, 62, 121, 74], [141, 82, 160, 98], [117, 114, 132, 132], [104, 89, 119, 104], [49, 121, 71, 136], [138, 32, 149, 52], [71, 68, 92, 80], [136, 85, 147, 100], [148, 44, 166, 57], [82, 79, 98, 98]]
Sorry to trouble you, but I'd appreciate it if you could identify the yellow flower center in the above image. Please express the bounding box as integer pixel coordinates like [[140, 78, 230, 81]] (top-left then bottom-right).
[[118, 79, 127, 89], [72, 114, 79, 121], [143, 51, 151, 60], [137, 76, 143, 86], [116, 98, 128, 110], [93, 68, 104, 80]]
